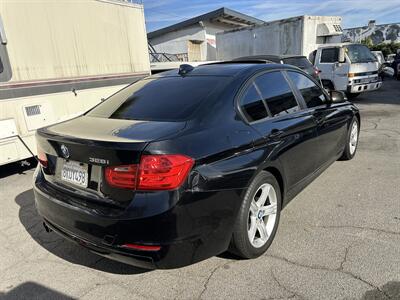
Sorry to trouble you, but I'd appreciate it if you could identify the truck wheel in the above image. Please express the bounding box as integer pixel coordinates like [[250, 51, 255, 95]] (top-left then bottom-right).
[[230, 171, 281, 259], [339, 117, 359, 161], [346, 92, 360, 99]]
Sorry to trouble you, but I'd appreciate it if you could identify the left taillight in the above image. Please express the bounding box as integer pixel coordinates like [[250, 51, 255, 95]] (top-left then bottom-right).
[[37, 145, 48, 168], [104, 154, 194, 191], [104, 164, 138, 190]]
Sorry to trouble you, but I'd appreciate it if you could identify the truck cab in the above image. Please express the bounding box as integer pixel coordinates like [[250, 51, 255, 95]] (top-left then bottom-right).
[[313, 43, 382, 98]]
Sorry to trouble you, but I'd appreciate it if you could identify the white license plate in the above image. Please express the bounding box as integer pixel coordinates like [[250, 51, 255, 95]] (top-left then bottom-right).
[[360, 78, 371, 84], [61, 160, 88, 187]]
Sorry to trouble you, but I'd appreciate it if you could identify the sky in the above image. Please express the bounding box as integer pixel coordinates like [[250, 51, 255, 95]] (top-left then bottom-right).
[[142, 0, 400, 32]]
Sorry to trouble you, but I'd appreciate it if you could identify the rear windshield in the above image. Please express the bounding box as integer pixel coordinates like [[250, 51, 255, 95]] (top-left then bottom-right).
[[283, 57, 312, 69], [87, 76, 228, 122]]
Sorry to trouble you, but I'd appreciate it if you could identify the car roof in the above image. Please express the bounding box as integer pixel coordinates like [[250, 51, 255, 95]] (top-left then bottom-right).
[[234, 55, 307, 63], [151, 62, 300, 78]]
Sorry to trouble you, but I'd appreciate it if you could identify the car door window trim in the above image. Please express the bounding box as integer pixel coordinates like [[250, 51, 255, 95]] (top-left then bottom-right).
[[235, 69, 307, 125]]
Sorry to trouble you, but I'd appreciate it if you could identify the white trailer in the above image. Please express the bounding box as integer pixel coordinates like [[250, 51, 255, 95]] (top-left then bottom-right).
[[0, 0, 150, 166], [216, 15, 343, 60], [216, 15, 381, 98]]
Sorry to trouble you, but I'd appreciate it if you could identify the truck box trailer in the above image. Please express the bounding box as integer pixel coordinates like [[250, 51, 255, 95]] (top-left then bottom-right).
[[216, 15, 343, 60], [0, 0, 150, 166]]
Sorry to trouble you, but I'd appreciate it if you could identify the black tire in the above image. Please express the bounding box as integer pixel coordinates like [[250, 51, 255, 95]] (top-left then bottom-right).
[[230, 171, 281, 259], [346, 92, 360, 99], [340, 117, 359, 161]]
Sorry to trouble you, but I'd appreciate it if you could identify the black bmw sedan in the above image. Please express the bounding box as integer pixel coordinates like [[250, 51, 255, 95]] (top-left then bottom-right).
[[34, 62, 360, 269]]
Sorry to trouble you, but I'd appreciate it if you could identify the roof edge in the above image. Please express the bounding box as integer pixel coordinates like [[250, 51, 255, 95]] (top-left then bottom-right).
[[147, 7, 264, 39]]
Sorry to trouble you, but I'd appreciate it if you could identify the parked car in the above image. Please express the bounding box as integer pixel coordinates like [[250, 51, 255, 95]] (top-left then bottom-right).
[[386, 54, 396, 64], [233, 55, 322, 83], [34, 62, 360, 269], [372, 51, 386, 80]]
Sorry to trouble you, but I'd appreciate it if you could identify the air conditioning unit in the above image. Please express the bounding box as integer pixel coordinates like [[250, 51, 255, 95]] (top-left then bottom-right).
[[317, 23, 343, 37]]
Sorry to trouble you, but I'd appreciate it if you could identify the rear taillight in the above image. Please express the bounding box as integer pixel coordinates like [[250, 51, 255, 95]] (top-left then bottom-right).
[[37, 145, 48, 168], [104, 154, 194, 191], [105, 164, 138, 189]]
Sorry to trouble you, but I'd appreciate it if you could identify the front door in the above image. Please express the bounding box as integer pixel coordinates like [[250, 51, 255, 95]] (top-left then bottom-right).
[[317, 47, 348, 91], [187, 40, 202, 61], [286, 70, 349, 169]]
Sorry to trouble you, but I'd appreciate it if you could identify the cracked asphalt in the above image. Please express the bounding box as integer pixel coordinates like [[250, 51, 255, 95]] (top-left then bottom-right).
[[1, 79, 399, 300]]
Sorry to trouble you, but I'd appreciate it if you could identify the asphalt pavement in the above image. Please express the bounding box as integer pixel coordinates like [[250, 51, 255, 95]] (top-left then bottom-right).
[[0, 79, 399, 300]]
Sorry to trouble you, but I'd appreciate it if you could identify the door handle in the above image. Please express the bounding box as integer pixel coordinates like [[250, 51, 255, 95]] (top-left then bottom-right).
[[268, 129, 284, 139]]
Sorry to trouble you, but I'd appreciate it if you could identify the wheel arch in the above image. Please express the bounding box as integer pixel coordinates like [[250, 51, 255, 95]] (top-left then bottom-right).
[[263, 166, 285, 206]]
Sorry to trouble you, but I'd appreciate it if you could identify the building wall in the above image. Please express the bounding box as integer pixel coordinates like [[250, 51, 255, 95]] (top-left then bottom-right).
[[149, 21, 238, 61], [343, 22, 400, 45], [149, 24, 206, 60]]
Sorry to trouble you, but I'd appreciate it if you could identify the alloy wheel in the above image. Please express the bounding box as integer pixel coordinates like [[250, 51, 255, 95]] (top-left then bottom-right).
[[247, 183, 278, 248], [349, 121, 358, 155]]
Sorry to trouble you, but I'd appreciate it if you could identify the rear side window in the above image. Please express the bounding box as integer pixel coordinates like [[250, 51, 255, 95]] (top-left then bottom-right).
[[254, 71, 300, 117], [320, 48, 339, 63], [239, 83, 268, 122], [87, 76, 228, 121], [283, 57, 312, 69], [287, 71, 327, 108]]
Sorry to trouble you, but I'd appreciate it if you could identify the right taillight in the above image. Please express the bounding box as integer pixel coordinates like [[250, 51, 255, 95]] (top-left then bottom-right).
[[37, 145, 48, 168], [104, 154, 194, 191]]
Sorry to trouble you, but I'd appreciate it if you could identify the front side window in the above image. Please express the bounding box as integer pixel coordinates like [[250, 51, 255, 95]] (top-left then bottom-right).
[[239, 82, 268, 122], [287, 71, 327, 108], [320, 48, 339, 63], [254, 71, 300, 117]]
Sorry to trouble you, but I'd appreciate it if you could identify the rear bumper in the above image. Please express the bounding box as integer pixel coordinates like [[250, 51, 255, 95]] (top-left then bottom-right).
[[33, 166, 243, 269], [347, 81, 382, 93]]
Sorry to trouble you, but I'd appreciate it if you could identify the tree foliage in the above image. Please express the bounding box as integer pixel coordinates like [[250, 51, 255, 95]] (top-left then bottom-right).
[[361, 39, 400, 57]]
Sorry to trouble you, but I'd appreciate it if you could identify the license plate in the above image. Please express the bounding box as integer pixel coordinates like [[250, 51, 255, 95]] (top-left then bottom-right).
[[61, 160, 88, 187], [360, 78, 371, 84]]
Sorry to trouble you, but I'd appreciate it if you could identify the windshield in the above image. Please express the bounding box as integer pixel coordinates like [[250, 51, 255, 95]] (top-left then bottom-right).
[[345, 44, 377, 63], [87, 76, 229, 122]]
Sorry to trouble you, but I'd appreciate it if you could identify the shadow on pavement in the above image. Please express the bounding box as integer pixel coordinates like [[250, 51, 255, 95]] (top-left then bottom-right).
[[362, 281, 400, 300], [352, 78, 400, 106], [0, 158, 37, 179], [0, 282, 74, 300], [15, 189, 149, 275]]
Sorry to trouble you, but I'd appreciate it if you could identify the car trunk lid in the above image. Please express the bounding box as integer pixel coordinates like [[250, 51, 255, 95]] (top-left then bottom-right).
[[36, 116, 186, 210]]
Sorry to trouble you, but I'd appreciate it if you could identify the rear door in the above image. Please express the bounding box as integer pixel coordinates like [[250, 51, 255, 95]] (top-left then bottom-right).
[[286, 70, 350, 168], [238, 70, 319, 189]]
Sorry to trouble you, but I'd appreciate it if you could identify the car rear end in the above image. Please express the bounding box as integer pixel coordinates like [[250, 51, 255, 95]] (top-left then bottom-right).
[[33, 73, 236, 269]]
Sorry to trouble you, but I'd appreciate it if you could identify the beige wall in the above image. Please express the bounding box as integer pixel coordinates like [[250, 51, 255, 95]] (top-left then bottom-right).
[[0, 0, 150, 82]]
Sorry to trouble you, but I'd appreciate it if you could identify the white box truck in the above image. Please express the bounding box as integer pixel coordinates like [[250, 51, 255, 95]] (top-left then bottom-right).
[[0, 0, 151, 166], [216, 15, 381, 98]]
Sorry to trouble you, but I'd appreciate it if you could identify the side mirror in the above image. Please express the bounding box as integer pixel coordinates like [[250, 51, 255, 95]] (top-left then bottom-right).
[[330, 90, 347, 103], [338, 48, 346, 63]]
